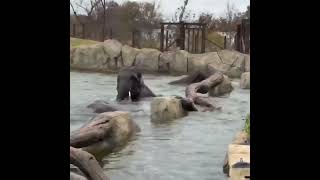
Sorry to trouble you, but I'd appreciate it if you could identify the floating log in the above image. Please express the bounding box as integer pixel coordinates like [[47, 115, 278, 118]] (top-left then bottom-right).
[[70, 146, 109, 180], [185, 72, 224, 111], [70, 116, 113, 148], [70, 111, 140, 161]]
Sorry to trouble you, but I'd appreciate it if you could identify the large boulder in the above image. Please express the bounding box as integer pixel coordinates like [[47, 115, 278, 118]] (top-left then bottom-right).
[[217, 50, 246, 71], [103, 39, 123, 70], [159, 51, 175, 73], [187, 50, 249, 79], [134, 48, 161, 72], [71, 44, 109, 71], [70, 47, 76, 64], [217, 50, 247, 78], [209, 75, 233, 97], [240, 72, 250, 89], [188, 52, 221, 73], [170, 50, 189, 74], [244, 54, 250, 72], [71, 111, 140, 161], [225, 67, 243, 79], [151, 96, 187, 122], [121, 45, 140, 67]]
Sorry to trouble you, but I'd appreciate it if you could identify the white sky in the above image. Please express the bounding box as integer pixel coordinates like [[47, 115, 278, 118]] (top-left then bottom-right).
[[116, 0, 250, 20], [71, 0, 250, 20]]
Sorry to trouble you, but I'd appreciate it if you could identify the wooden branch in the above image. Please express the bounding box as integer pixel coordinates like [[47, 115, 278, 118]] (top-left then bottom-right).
[[70, 147, 109, 180], [185, 72, 224, 111]]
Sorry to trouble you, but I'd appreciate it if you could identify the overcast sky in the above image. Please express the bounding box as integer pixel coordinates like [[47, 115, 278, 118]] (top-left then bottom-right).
[[116, 0, 250, 20]]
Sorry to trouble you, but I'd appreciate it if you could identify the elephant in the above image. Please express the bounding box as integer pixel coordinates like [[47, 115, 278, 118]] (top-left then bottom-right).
[[116, 66, 156, 101]]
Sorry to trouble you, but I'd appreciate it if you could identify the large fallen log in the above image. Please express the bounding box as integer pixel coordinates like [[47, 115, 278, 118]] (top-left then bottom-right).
[[169, 68, 217, 85], [70, 146, 109, 180], [70, 111, 140, 161], [185, 72, 224, 111], [70, 116, 113, 148]]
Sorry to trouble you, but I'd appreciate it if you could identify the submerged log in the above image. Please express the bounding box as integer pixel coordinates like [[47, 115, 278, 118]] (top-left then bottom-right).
[[70, 147, 109, 180], [185, 72, 224, 111]]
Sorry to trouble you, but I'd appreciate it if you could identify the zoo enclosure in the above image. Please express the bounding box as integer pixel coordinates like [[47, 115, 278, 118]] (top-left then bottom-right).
[[235, 19, 250, 54], [70, 22, 229, 53], [70, 23, 158, 49]]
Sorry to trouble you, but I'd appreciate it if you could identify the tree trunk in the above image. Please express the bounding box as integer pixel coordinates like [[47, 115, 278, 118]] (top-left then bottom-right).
[[102, 0, 106, 41], [185, 72, 224, 111], [70, 147, 109, 180]]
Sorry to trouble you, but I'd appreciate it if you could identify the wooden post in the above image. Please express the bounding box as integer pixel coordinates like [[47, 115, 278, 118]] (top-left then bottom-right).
[[195, 29, 199, 53], [160, 24, 164, 52], [201, 25, 206, 53], [188, 28, 190, 52], [192, 28, 195, 53], [235, 24, 241, 51], [180, 22, 185, 50], [132, 31, 135, 47], [224, 36, 227, 49], [166, 30, 169, 50], [82, 24, 85, 39], [244, 19, 250, 54], [73, 24, 76, 37]]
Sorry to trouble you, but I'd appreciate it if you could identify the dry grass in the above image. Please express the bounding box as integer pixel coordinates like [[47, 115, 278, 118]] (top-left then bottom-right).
[[70, 37, 100, 48], [206, 31, 225, 48]]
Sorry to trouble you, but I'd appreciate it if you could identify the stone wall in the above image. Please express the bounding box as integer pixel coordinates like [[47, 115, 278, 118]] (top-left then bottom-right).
[[70, 38, 250, 78]]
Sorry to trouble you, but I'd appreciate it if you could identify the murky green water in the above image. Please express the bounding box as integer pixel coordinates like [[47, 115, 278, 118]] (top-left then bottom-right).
[[70, 71, 250, 180]]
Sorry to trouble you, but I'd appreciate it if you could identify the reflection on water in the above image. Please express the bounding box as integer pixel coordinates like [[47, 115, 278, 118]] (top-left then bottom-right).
[[70, 71, 250, 180]]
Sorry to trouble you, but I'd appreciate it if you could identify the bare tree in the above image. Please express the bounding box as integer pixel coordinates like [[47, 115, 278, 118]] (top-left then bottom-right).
[[99, 0, 107, 40], [224, 1, 237, 49], [173, 0, 190, 22], [74, 0, 100, 17], [70, 2, 82, 24]]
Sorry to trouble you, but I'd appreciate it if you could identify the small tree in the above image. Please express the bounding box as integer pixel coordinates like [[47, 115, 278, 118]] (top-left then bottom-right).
[[224, 1, 238, 49]]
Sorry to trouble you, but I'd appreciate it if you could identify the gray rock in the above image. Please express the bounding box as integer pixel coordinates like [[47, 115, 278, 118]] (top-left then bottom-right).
[[121, 45, 140, 67], [151, 96, 187, 122], [240, 72, 250, 89], [134, 48, 161, 72], [209, 75, 233, 97]]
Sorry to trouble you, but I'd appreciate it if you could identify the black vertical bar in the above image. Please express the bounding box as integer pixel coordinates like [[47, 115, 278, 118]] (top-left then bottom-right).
[[166, 30, 169, 50], [132, 31, 135, 47], [82, 24, 85, 39], [195, 29, 199, 53], [192, 28, 195, 53], [73, 24, 76, 37], [160, 24, 164, 52], [224, 36, 227, 49], [187, 28, 190, 52], [236, 24, 241, 51], [180, 22, 185, 50], [201, 25, 206, 53]]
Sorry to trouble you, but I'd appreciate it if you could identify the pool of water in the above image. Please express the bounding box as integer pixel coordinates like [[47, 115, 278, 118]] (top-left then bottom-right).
[[70, 71, 250, 180]]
